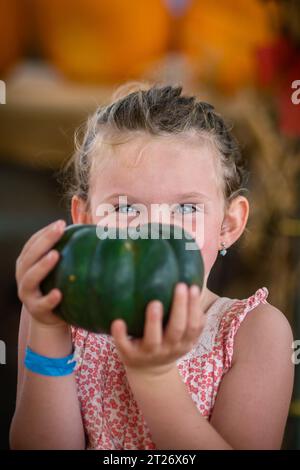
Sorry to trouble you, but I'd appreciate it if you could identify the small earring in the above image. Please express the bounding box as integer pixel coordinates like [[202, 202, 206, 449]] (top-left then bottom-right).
[[220, 242, 227, 256]]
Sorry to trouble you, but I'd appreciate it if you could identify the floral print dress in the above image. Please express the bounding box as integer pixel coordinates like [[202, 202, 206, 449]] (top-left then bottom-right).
[[71, 287, 269, 450]]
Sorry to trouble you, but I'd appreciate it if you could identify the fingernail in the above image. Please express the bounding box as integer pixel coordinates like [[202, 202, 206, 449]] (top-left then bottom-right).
[[152, 301, 162, 315], [177, 283, 187, 294], [52, 288, 61, 298], [152, 300, 161, 311], [47, 250, 56, 260], [53, 220, 66, 232], [190, 285, 200, 296]]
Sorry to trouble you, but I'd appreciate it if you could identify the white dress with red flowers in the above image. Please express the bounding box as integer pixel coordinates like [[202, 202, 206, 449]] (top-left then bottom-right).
[[71, 287, 269, 450]]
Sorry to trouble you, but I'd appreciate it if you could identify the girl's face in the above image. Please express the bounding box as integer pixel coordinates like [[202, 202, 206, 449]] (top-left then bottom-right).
[[84, 131, 227, 281]]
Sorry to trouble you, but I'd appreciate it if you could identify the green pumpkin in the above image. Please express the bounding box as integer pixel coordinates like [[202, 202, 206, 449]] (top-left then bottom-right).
[[41, 223, 204, 337]]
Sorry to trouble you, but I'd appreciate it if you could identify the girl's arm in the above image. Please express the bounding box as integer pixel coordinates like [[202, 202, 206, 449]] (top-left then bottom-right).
[[10, 305, 85, 450], [125, 362, 233, 450], [209, 302, 294, 449], [113, 290, 294, 449], [9, 220, 85, 450]]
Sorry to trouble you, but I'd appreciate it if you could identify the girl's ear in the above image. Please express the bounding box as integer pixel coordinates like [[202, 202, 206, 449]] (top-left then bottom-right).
[[220, 196, 249, 249], [71, 195, 92, 224]]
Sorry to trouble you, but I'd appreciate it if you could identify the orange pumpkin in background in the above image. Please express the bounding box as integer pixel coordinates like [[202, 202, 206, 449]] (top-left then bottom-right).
[[32, 0, 170, 83], [0, 0, 26, 76], [179, 0, 279, 93]]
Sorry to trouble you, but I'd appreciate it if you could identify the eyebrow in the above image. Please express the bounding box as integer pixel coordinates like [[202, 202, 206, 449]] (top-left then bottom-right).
[[104, 191, 212, 202], [173, 191, 212, 201]]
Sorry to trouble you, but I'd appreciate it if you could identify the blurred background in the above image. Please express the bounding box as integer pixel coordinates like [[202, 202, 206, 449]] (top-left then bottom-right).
[[0, 0, 299, 450]]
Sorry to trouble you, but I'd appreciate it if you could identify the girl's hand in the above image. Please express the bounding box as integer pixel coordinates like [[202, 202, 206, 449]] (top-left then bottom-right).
[[16, 219, 67, 328], [111, 283, 206, 377]]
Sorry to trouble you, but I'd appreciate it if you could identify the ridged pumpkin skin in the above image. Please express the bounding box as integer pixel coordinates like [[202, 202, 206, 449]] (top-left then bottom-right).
[[41, 223, 204, 337]]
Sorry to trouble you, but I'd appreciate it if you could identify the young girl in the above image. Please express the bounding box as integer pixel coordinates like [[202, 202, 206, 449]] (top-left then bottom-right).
[[10, 83, 294, 450]]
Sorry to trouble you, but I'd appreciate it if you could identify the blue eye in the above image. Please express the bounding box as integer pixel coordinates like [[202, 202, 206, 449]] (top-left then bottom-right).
[[115, 204, 139, 215], [175, 204, 197, 214]]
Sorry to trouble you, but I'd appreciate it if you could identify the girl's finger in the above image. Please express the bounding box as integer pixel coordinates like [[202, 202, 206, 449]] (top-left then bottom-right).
[[17, 224, 52, 260], [164, 283, 188, 345], [18, 250, 60, 298], [183, 285, 205, 343], [111, 319, 135, 358], [142, 301, 163, 352], [16, 220, 65, 280], [19, 220, 64, 259], [30, 288, 62, 316]]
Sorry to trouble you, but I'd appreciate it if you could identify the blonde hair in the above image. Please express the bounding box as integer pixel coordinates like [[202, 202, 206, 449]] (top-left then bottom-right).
[[62, 82, 249, 210]]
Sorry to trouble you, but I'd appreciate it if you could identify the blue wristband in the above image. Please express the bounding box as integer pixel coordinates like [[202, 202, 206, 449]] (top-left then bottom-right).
[[24, 346, 77, 377]]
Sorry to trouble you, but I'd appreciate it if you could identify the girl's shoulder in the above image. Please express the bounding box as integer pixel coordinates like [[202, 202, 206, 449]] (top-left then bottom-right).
[[216, 286, 270, 344], [174, 287, 269, 365], [213, 287, 293, 371], [227, 288, 293, 366]]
